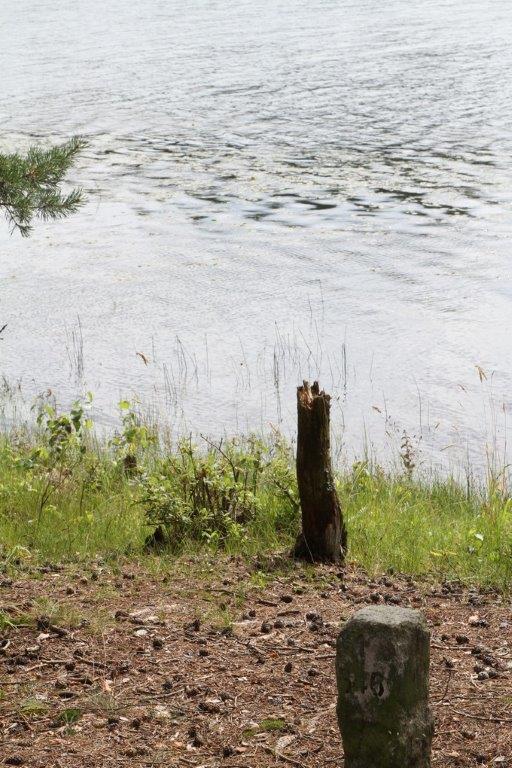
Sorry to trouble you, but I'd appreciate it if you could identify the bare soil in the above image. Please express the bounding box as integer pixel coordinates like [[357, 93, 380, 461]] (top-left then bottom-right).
[[1, 557, 511, 767]]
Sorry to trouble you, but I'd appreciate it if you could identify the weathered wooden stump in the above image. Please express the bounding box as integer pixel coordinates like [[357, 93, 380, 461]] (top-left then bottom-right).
[[336, 606, 433, 768], [293, 380, 347, 563]]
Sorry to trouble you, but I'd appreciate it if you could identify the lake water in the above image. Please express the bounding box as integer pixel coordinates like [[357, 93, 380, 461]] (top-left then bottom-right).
[[1, 0, 511, 473]]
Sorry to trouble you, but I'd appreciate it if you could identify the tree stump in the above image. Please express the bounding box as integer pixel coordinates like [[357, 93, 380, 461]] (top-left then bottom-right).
[[336, 606, 434, 768], [293, 380, 347, 563]]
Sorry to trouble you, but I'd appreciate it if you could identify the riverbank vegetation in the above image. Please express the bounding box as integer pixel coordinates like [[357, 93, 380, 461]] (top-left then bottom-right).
[[0, 396, 510, 590]]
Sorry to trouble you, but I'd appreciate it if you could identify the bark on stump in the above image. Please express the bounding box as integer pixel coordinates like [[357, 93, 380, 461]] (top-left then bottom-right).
[[293, 380, 347, 563], [336, 606, 434, 768]]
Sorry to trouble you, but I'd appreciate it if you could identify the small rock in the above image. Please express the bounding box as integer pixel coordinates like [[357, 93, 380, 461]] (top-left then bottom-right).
[[134, 629, 148, 637]]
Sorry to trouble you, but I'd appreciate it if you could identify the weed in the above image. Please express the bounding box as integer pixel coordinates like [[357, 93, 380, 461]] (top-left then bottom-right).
[[55, 707, 81, 725], [0, 406, 510, 589], [19, 696, 49, 717], [259, 718, 288, 732]]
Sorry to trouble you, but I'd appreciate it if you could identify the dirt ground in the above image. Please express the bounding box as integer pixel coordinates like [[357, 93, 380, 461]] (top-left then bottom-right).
[[1, 556, 511, 767]]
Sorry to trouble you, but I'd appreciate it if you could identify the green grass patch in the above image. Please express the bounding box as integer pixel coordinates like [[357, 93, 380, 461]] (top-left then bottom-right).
[[19, 697, 49, 718], [259, 718, 288, 732], [55, 707, 81, 726], [0, 398, 510, 590]]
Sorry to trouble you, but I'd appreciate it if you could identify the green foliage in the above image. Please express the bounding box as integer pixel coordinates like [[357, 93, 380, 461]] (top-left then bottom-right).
[[55, 707, 81, 726], [0, 402, 510, 589], [140, 435, 297, 550], [259, 718, 288, 732], [0, 611, 16, 630], [19, 697, 49, 717], [341, 462, 512, 589], [110, 399, 157, 467], [0, 137, 87, 236], [34, 393, 93, 462]]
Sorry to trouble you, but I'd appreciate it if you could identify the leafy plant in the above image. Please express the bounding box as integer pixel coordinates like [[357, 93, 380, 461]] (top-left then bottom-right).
[[34, 393, 93, 462], [110, 400, 157, 472], [141, 435, 297, 551]]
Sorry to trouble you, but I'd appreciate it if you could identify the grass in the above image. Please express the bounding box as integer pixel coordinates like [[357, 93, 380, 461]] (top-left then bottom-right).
[[19, 696, 49, 718], [0, 399, 510, 590]]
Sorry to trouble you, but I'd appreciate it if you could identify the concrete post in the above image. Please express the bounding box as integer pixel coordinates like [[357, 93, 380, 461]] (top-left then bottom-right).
[[336, 605, 433, 768]]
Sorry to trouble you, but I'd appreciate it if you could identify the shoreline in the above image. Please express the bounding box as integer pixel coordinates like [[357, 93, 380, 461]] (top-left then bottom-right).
[[0, 399, 510, 590]]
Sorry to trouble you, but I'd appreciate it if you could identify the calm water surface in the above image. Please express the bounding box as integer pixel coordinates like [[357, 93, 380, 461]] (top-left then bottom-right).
[[1, 0, 511, 471]]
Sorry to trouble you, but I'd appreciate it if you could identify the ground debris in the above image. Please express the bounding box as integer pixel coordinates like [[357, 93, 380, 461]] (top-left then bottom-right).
[[0, 559, 510, 767]]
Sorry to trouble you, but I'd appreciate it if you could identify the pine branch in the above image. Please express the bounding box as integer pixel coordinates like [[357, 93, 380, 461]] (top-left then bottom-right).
[[0, 137, 88, 236]]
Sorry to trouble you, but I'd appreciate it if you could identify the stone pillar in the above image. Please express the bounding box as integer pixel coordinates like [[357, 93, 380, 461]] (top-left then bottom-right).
[[336, 606, 433, 768]]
